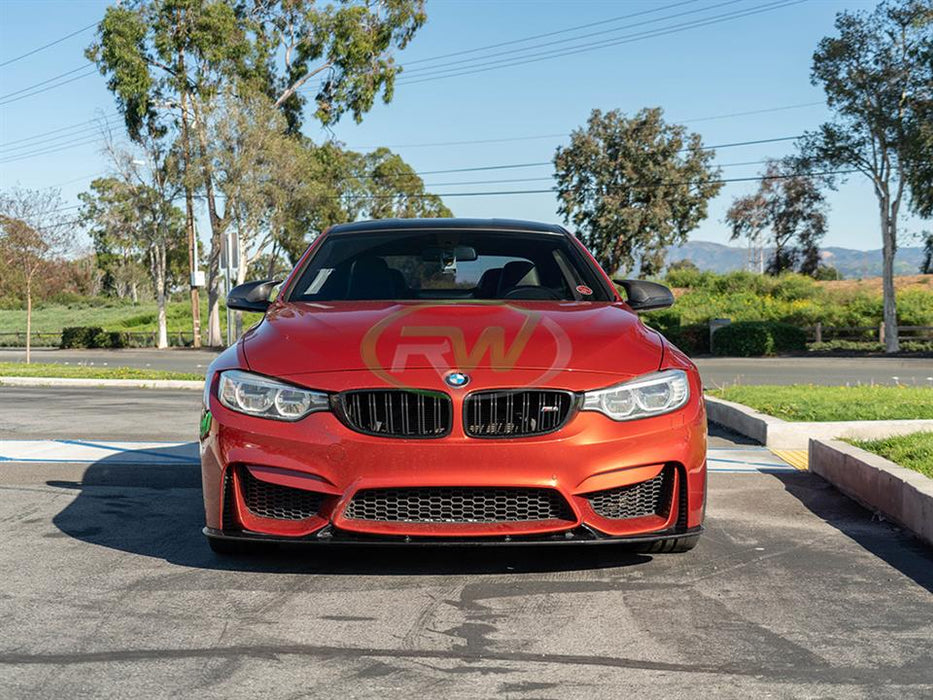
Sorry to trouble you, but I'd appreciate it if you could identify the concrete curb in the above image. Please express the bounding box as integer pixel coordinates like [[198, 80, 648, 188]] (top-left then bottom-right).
[[809, 439, 933, 548], [0, 376, 203, 390], [704, 395, 933, 448]]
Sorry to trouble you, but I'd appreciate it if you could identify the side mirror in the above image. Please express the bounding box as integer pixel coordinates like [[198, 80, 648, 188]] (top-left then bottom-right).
[[226, 279, 280, 313], [614, 279, 674, 312]]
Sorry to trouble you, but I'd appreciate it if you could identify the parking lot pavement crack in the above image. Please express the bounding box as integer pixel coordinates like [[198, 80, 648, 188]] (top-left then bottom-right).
[[0, 644, 931, 686]]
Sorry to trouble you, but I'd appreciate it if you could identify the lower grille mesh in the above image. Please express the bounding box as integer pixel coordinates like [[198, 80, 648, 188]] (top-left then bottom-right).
[[239, 467, 325, 521], [344, 487, 574, 523], [221, 470, 237, 529], [585, 469, 671, 520]]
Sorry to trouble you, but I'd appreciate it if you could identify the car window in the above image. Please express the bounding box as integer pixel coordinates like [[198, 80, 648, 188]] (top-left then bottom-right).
[[289, 230, 611, 302]]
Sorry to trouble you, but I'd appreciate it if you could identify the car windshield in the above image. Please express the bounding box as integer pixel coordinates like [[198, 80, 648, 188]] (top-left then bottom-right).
[[288, 230, 612, 302]]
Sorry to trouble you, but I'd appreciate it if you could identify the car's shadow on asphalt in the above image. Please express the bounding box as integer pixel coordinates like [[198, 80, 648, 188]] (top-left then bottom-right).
[[49, 444, 652, 574], [772, 471, 933, 592]]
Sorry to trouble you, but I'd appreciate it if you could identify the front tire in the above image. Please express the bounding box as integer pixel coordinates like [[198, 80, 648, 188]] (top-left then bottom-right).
[[632, 534, 700, 554]]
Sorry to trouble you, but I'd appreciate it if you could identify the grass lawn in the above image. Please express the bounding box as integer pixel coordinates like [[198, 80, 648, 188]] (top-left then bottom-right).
[[0, 299, 262, 342], [0, 362, 202, 381], [847, 432, 933, 479], [708, 384, 933, 422]]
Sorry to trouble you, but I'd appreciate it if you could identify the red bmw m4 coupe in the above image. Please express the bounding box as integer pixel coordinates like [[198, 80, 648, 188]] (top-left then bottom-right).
[[200, 219, 706, 554]]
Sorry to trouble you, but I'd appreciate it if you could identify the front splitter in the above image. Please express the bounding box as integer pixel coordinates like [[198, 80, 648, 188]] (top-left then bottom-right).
[[203, 524, 703, 547]]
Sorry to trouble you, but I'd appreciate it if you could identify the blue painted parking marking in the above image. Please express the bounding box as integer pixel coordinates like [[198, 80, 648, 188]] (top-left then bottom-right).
[[0, 441, 799, 472]]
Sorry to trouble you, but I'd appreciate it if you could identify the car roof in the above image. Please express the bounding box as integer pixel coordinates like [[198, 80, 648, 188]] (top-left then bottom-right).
[[325, 218, 569, 236]]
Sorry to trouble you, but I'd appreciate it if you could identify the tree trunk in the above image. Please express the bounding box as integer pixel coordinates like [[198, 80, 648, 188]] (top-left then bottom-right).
[[154, 245, 168, 350], [880, 205, 899, 353], [25, 276, 32, 365], [190, 97, 225, 347]]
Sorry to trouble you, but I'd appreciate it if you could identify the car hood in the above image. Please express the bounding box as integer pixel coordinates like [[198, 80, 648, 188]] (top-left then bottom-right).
[[242, 301, 663, 382]]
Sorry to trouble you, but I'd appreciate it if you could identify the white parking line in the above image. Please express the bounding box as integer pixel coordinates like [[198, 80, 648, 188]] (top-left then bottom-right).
[[0, 440, 799, 472]]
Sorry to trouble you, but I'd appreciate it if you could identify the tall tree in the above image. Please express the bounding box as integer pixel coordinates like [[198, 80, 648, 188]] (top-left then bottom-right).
[[87, 0, 427, 347], [725, 161, 828, 276], [80, 155, 185, 349], [0, 188, 75, 363], [553, 108, 723, 276], [798, 0, 933, 352], [360, 148, 453, 220]]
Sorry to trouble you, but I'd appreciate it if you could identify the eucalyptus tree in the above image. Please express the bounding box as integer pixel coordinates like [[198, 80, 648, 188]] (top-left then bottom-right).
[[80, 128, 185, 350], [798, 0, 933, 352], [362, 148, 453, 220], [553, 107, 723, 277], [87, 0, 428, 346]]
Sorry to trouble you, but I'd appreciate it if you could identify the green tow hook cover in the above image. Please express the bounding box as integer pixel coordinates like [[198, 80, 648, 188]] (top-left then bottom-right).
[[199, 410, 212, 440]]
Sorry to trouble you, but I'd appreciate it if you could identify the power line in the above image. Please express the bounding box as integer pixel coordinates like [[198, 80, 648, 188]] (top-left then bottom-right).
[[0, 136, 103, 165], [398, 0, 807, 86], [400, 0, 746, 78], [0, 64, 94, 101], [0, 116, 121, 155], [0, 68, 97, 106], [0, 21, 98, 69], [406, 136, 801, 176], [38, 167, 863, 229], [419, 160, 782, 188], [404, 0, 704, 66], [0, 112, 120, 148], [351, 106, 820, 150]]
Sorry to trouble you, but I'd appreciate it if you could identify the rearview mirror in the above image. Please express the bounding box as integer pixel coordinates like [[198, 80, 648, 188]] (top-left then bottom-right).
[[226, 279, 281, 313], [614, 279, 674, 312], [421, 246, 478, 263]]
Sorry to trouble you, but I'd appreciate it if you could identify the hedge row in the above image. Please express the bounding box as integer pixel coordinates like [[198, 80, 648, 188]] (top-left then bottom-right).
[[60, 327, 126, 349], [711, 321, 807, 357]]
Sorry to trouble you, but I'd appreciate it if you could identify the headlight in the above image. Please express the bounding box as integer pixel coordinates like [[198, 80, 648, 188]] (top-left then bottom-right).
[[582, 369, 690, 421], [217, 370, 329, 421]]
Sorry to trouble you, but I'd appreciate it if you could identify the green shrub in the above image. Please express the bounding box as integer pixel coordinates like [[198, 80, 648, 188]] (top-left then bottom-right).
[[60, 326, 126, 349], [664, 267, 716, 289], [643, 309, 680, 333], [61, 326, 102, 348], [662, 323, 710, 355], [809, 339, 933, 353], [713, 323, 774, 356], [712, 321, 806, 356]]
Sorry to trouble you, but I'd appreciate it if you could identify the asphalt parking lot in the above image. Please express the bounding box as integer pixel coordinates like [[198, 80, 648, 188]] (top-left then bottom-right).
[[0, 386, 931, 697], [2, 347, 931, 387]]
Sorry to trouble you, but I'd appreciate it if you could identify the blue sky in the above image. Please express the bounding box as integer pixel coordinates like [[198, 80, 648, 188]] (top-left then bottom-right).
[[0, 0, 927, 254]]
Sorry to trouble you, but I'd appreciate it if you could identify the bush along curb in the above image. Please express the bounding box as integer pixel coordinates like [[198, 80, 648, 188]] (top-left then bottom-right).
[[704, 396, 933, 449], [809, 439, 933, 548], [711, 321, 806, 357]]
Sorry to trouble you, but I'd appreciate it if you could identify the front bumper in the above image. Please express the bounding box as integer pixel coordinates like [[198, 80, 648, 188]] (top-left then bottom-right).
[[203, 524, 705, 546], [200, 368, 707, 544]]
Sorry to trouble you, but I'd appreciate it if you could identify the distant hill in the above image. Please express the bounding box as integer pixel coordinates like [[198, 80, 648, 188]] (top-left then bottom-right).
[[665, 241, 925, 278]]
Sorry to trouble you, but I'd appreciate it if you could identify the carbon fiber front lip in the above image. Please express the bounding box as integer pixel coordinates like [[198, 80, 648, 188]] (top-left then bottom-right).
[[203, 524, 703, 547]]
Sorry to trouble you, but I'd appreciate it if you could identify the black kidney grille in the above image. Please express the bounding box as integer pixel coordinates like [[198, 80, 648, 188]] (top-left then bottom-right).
[[341, 390, 451, 437], [586, 469, 672, 520], [239, 467, 325, 521], [344, 487, 575, 523], [464, 390, 575, 437]]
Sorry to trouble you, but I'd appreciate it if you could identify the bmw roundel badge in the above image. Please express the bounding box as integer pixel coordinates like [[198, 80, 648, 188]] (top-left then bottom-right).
[[445, 372, 470, 388]]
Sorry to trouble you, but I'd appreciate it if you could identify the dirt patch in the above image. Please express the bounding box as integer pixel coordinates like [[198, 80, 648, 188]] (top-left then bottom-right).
[[817, 274, 932, 294]]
